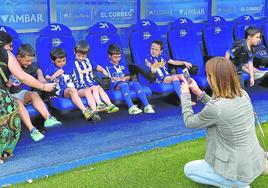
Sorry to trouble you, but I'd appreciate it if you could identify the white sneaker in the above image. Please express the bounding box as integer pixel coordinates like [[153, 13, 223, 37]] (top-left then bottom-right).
[[128, 105, 142, 115], [254, 71, 268, 80], [144, 104, 155, 113]]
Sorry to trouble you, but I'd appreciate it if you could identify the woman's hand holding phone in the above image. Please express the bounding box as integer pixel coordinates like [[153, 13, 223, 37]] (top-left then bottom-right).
[[188, 78, 203, 97]]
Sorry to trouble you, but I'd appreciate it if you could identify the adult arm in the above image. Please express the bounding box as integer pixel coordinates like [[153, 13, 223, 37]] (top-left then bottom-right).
[[180, 80, 216, 129], [7, 51, 55, 92], [37, 68, 47, 83], [181, 92, 218, 129], [248, 61, 254, 86]]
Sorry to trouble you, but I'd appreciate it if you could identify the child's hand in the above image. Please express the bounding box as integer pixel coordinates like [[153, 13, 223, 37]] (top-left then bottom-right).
[[159, 61, 165, 67], [151, 67, 157, 73], [45, 75, 51, 80], [183, 61, 192, 69], [250, 77, 254, 87], [42, 83, 56, 92], [80, 68, 91, 74], [103, 70, 109, 77]]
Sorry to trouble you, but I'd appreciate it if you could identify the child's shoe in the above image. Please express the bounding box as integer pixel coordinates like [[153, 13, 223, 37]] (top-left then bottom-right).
[[30, 128, 45, 142], [144, 104, 155, 113], [254, 71, 268, 80], [92, 112, 101, 121], [129, 105, 142, 115], [44, 116, 62, 128], [107, 104, 119, 113], [96, 103, 110, 112], [83, 108, 96, 120]]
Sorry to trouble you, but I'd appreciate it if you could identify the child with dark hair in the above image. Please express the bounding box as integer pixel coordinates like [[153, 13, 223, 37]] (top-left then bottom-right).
[[45, 47, 100, 121], [106, 44, 155, 114], [72, 40, 119, 118], [225, 26, 268, 88], [145, 40, 192, 98], [8, 44, 62, 141]]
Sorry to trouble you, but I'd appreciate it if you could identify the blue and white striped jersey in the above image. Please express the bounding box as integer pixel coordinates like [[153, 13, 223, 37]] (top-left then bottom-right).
[[106, 62, 129, 79], [145, 55, 170, 83], [73, 58, 98, 89]]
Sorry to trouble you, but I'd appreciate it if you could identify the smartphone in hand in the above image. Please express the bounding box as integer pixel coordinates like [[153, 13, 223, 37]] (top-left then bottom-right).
[[182, 68, 191, 83]]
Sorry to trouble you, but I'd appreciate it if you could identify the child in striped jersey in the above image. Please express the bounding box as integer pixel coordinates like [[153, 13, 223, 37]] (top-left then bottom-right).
[[72, 40, 119, 117], [106, 44, 155, 114], [145, 40, 192, 98], [45, 48, 98, 121]]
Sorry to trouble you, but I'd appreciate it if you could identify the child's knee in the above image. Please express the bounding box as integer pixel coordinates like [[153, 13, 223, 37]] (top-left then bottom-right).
[[69, 88, 77, 95], [84, 87, 91, 93], [172, 75, 180, 81], [15, 99, 23, 106], [31, 91, 41, 99]]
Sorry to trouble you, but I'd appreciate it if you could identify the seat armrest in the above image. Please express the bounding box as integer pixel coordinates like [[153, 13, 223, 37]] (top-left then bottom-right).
[[128, 64, 156, 82]]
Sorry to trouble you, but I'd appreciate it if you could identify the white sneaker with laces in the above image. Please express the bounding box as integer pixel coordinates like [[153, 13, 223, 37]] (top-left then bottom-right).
[[128, 105, 142, 115], [144, 104, 155, 113], [254, 71, 268, 80]]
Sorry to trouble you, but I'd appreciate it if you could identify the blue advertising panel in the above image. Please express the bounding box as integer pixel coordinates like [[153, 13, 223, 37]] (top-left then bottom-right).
[[214, 0, 265, 19], [141, 0, 208, 23], [56, 0, 137, 28], [0, 0, 48, 31]]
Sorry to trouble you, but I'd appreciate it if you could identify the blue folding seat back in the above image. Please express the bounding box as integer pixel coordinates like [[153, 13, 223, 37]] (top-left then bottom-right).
[[202, 16, 250, 85], [0, 25, 21, 55], [86, 22, 125, 68], [168, 18, 208, 88], [86, 22, 151, 102], [36, 23, 75, 74], [36, 23, 87, 112], [234, 15, 256, 40], [203, 16, 234, 56], [129, 20, 174, 93]]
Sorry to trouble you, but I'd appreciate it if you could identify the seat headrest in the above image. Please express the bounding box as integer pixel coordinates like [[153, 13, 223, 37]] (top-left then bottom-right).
[[39, 23, 72, 37], [89, 22, 117, 34], [236, 15, 255, 24], [170, 17, 193, 29], [207, 16, 227, 26], [131, 19, 158, 32]]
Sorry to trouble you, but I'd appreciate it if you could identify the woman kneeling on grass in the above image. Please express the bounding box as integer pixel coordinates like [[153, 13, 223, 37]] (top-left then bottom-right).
[[180, 57, 267, 188]]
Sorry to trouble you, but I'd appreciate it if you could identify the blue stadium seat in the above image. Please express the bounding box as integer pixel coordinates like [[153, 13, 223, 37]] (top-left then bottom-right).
[[86, 21, 152, 103], [234, 15, 256, 40], [129, 19, 174, 94], [168, 17, 208, 89], [203, 16, 234, 57], [203, 16, 250, 82], [36, 23, 88, 112], [0, 25, 21, 55]]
